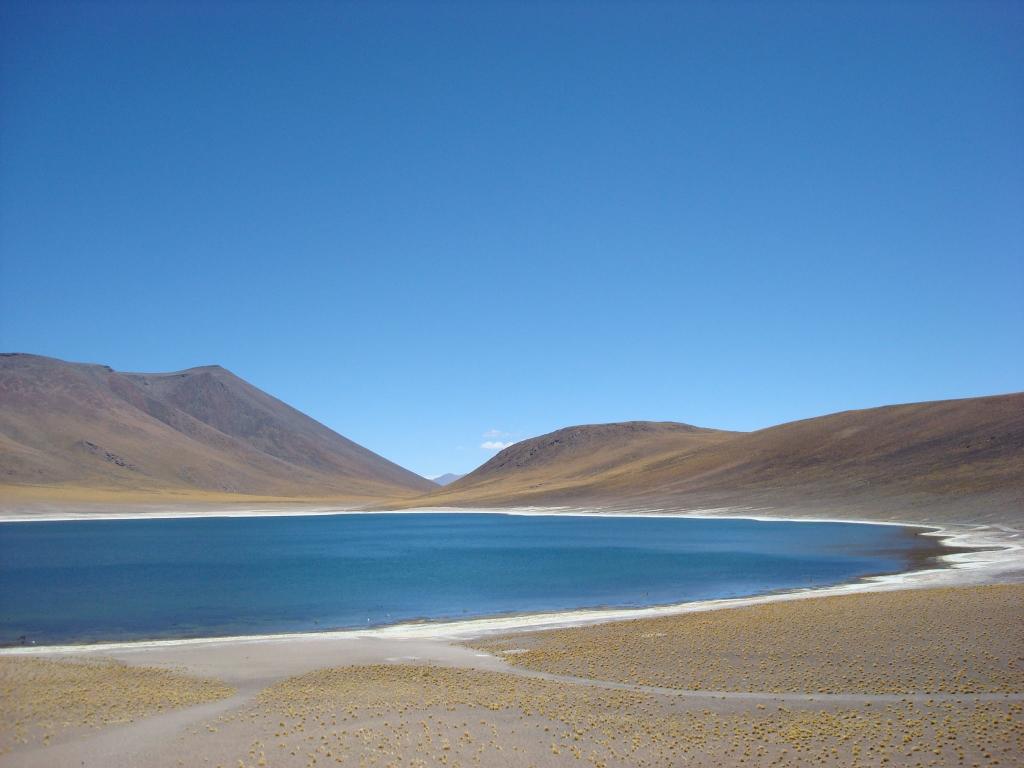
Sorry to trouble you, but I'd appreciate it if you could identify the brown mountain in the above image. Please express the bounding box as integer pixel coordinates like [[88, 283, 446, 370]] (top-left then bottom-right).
[[0, 353, 435, 502], [433, 421, 736, 505], [408, 394, 1024, 524]]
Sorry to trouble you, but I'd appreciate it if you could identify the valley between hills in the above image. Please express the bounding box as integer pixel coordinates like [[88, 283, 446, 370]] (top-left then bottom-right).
[[2, 352, 1021, 527], [2, 352, 1023, 768]]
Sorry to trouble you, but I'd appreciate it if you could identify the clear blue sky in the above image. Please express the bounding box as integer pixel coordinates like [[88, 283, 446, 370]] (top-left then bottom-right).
[[1, 1, 1022, 478]]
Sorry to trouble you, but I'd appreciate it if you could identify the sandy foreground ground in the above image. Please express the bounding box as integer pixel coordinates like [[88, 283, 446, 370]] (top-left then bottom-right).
[[0, 582, 1021, 768], [1, 508, 1022, 767]]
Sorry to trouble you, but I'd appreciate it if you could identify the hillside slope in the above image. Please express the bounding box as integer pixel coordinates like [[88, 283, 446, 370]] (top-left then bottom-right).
[[409, 395, 1024, 524], [416, 421, 738, 506], [0, 353, 434, 502]]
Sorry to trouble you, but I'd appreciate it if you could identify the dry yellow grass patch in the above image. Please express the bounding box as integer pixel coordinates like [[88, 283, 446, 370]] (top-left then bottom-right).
[[199, 665, 1023, 768], [472, 585, 1024, 694], [0, 656, 234, 752]]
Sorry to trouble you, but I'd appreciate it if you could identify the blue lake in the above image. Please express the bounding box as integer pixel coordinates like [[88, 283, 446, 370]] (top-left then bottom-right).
[[0, 512, 945, 645]]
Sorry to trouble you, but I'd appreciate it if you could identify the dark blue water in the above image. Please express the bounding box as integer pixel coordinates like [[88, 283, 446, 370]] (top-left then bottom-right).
[[0, 513, 942, 645]]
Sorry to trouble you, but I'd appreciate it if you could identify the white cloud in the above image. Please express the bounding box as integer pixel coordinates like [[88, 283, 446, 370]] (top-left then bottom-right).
[[483, 428, 508, 438], [481, 440, 514, 451]]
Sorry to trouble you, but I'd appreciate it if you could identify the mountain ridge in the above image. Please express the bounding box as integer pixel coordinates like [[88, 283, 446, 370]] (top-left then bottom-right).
[[3, 353, 1021, 525], [430, 473, 464, 486], [405, 393, 1024, 525], [0, 353, 434, 501]]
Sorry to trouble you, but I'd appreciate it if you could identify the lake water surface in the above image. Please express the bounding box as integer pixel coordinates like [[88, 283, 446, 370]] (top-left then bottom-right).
[[0, 512, 946, 645]]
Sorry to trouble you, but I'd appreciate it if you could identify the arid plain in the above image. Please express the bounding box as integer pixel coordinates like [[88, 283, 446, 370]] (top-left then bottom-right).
[[1, 354, 1022, 767]]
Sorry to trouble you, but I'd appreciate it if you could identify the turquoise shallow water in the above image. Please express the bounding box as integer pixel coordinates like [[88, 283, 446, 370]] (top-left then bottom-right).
[[0, 513, 944, 646]]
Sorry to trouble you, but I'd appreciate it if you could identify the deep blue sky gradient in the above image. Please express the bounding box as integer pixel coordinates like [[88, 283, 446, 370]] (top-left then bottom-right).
[[1, 1, 1022, 477]]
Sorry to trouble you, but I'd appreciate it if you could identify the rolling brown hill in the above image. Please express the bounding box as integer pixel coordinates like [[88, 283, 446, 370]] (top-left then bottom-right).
[[425, 421, 737, 506], [407, 394, 1024, 524], [0, 353, 435, 503]]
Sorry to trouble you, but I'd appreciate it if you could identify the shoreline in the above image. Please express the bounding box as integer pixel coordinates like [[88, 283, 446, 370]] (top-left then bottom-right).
[[0, 501, 993, 526], [1, 507, 1019, 656]]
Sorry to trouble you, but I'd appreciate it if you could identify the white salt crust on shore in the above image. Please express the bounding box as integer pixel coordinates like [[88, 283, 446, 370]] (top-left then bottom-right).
[[1, 506, 1019, 656]]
